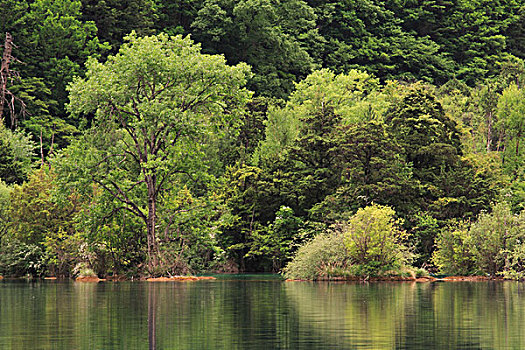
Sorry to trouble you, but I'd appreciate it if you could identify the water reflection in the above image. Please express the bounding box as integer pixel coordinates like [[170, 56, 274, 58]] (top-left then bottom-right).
[[1, 280, 525, 349], [148, 285, 156, 350]]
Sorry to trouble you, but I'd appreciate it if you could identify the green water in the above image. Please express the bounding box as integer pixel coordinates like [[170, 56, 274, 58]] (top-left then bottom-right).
[[1, 278, 525, 349]]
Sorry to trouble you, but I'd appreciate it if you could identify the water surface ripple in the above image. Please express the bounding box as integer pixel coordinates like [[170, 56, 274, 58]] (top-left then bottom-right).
[[0, 278, 523, 349]]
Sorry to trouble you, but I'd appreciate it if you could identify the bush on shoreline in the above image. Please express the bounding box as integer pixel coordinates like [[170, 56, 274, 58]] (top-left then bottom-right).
[[284, 204, 416, 280], [433, 202, 525, 279]]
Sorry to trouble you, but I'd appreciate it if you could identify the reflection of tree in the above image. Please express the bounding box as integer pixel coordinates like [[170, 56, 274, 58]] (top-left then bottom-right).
[[284, 282, 418, 349], [148, 285, 157, 350], [283, 282, 525, 349], [4, 281, 525, 348]]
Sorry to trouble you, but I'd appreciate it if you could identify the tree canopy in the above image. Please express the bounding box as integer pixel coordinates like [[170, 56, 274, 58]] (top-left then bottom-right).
[[65, 33, 251, 273], [0, 0, 524, 278]]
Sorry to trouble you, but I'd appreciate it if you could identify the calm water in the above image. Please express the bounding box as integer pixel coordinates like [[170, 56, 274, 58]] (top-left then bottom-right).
[[1, 277, 525, 349]]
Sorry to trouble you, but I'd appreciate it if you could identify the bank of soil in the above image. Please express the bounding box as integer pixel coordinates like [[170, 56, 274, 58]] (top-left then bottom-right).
[[73, 275, 217, 282], [146, 276, 217, 282], [286, 275, 504, 282]]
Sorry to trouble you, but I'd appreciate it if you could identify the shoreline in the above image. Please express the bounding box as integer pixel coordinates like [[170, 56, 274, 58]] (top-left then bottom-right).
[[285, 275, 505, 282], [0, 274, 507, 283]]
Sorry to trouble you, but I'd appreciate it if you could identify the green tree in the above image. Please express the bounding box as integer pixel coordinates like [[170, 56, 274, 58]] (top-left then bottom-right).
[[386, 89, 462, 216], [308, 0, 452, 83], [386, 88, 462, 176], [208, 96, 270, 171], [81, 0, 158, 52], [433, 203, 525, 277], [17, 0, 107, 119], [469, 202, 525, 276], [8, 170, 72, 245], [498, 83, 525, 178], [393, 0, 521, 84], [218, 165, 273, 271], [432, 221, 476, 275], [6, 168, 82, 276], [246, 205, 304, 272], [155, 0, 203, 36], [287, 69, 380, 123], [343, 204, 411, 274], [66, 33, 251, 273], [312, 119, 417, 221], [192, 0, 318, 97], [0, 180, 11, 239], [284, 106, 343, 214], [0, 125, 35, 184], [283, 229, 347, 280], [0, 0, 27, 36]]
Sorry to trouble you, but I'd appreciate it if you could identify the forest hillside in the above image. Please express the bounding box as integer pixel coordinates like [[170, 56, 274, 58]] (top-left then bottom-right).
[[1, 0, 525, 279]]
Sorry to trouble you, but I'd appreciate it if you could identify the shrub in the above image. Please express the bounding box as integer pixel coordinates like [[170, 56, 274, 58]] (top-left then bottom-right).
[[73, 262, 97, 277], [0, 239, 46, 277], [469, 202, 525, 276], [343, 204, 412, 274], [433, 203, 525, 277], [283, 230, 347, 280], [432, 223, 476, 275], [503, 244, 525, 280], [284, 204, 414, 280], [0, 180, 11, 237]]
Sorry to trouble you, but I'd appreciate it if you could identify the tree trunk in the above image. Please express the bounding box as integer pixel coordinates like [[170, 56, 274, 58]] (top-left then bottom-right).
[[486, 111, 492, 152], [516, 129, 521, 157], [497, 130, 505, 153], [0, 32, 13, 123]]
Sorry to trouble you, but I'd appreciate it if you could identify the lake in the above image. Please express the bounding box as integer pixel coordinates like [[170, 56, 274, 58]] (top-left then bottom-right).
[[0, 277, 524, 349]]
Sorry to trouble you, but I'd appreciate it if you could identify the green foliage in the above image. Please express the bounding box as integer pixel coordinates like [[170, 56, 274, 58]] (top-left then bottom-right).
[[386, 88, 497, 222], [211, 96, 270, 170], [192, 0, 318, 98], [311, 0, 453, 83], [9, 169, 67, 245], [245, 206, 304, 272], [387, 88, 462, 173], [81, 0, 157, 51], [217, 165, 266, 270], [11, 77, 77, 153], [76, 185, 146, 276], [283, 229, 347, 280], [0, 126, 36, 184], [0, 0, 28, 35], [469, 202, 525, 276], [43, 227, 83, 277], [343, 204, 411, 273], [285, 106, 343, 213], [285, 205, 414, 280], [433, 203, 525, 278], [155, 0, 202, 36], [157, 186, 226, 274], [0, 180, 11, 239], [410, 212, 439, 267], [253, 106, 299, 163], [313, 119, 416, 221], [6, 168, 81, 276], [0, 239, 46, 277], [67, 32, 251, 272], [497, 83, 525, 178], [4, 0, 525, 278], [14, 0, 108, 119], [287, 69, 380, 123], [73, 262, 97, 277], [432, 223, 476, 276]]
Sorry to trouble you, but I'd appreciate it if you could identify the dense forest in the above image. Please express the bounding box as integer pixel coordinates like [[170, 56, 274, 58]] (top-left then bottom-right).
[[1, 0, 525, 279]]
